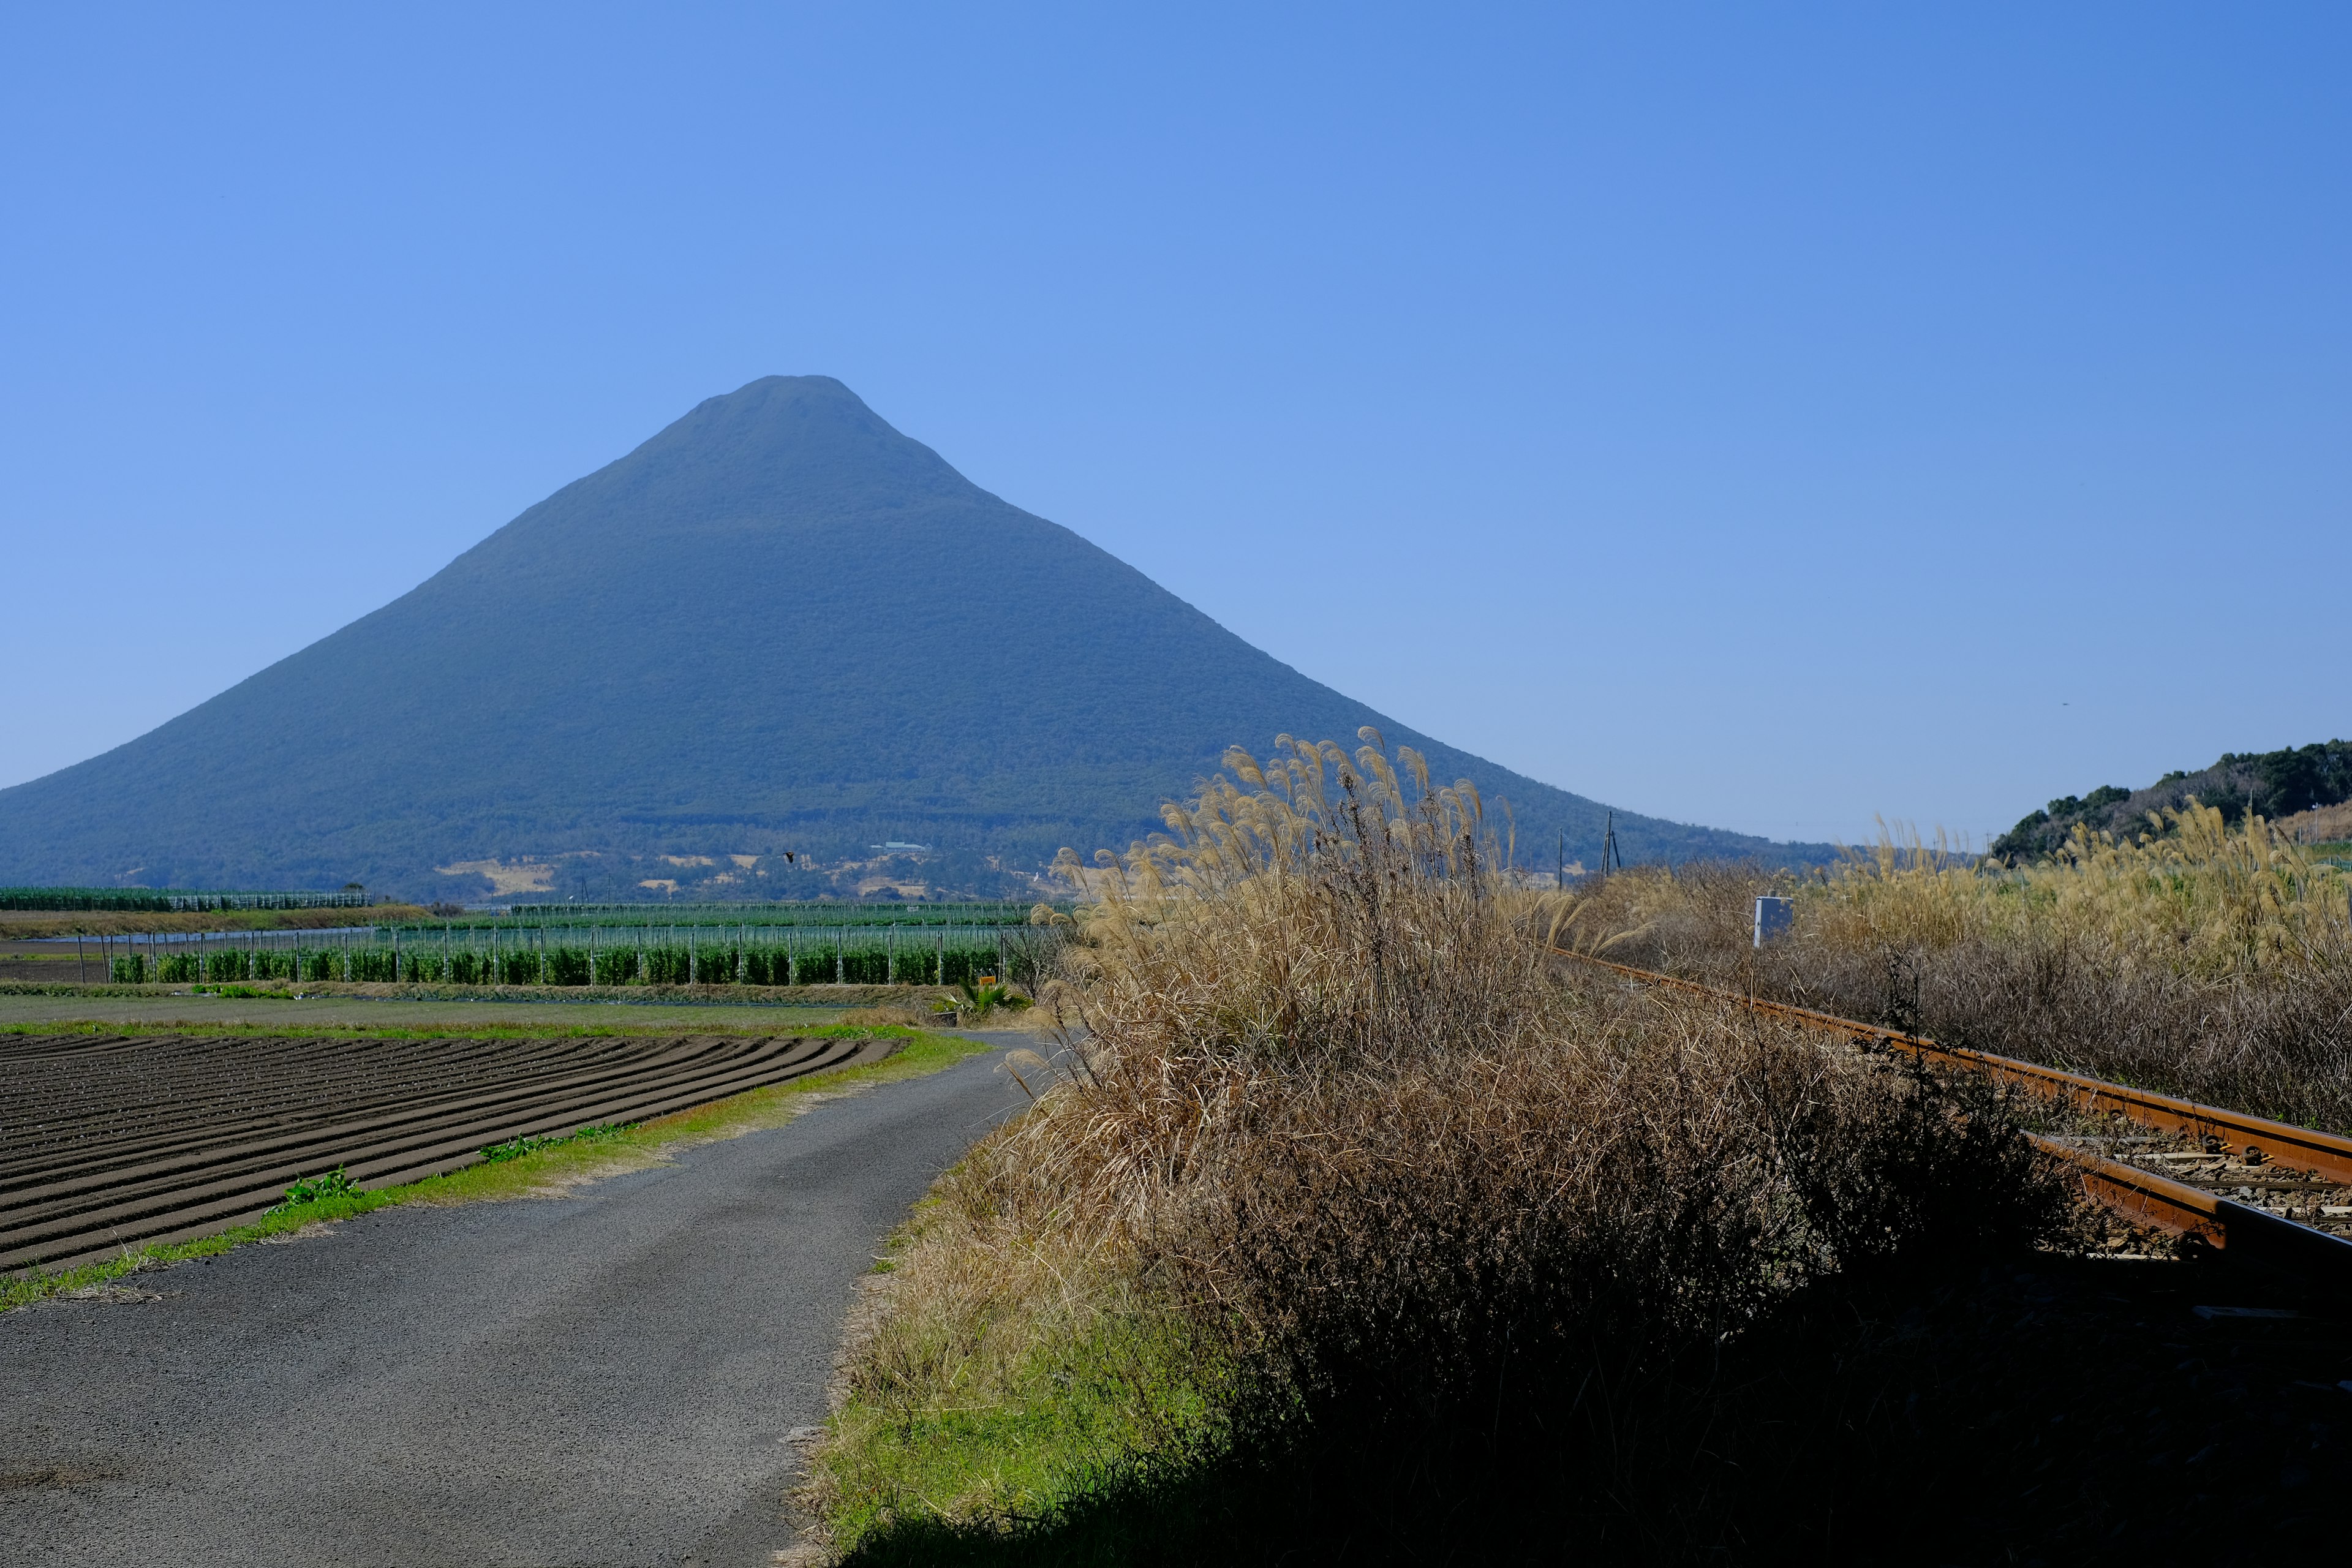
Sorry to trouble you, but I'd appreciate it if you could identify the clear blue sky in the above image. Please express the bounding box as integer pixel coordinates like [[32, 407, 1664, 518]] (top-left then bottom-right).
[[3, 5, 2345, 845]]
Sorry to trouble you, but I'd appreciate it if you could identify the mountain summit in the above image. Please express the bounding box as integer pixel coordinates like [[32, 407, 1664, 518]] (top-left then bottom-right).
[[0, 377, 1827, 899]]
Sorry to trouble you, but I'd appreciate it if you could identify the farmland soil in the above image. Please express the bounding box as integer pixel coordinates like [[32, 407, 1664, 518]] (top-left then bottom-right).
[[0, 1035, 1031, 1567], [0, 993, 856, 1030]]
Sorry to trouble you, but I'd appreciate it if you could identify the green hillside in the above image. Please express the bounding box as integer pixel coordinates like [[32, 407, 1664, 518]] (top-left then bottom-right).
[[1989, 739, 2352, 862], [0, 377, 1833, 901]]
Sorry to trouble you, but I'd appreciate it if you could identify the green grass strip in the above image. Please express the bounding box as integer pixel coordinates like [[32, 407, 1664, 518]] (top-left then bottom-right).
[[476, 1121, 632, 1164], [2, 1025, 992, 1313], [824, 1306, 1232, 1555]]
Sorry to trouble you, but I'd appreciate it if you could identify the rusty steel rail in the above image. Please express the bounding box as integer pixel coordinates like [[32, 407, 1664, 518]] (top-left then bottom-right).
[[1550, 946, 2352, 1280], [2058, 1147, 2230, 1245], [2052, 1144, 2352, 1280]]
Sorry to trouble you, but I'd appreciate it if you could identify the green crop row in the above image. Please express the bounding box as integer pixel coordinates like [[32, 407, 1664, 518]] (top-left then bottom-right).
[[469, 901, 1063, 932], [111, 941, 1028, 988]]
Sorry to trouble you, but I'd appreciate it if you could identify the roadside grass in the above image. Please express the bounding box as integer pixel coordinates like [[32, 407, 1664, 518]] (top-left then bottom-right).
[[1, 1025, 991, 1314], [824, 1300, 1224, 1557], [476, 1121, 631, 1163], [821, 1251, 2352, 1565], [816, 1139, 1235, 1556]]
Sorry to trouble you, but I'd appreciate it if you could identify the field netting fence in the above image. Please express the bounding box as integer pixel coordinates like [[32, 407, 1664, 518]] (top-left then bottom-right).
[[94, 921, 1057, 990]]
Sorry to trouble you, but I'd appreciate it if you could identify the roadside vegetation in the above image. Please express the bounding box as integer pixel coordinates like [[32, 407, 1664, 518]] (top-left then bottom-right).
[[813, 734, 2088, 1562], [1570, 802, 2352, 1130], [0, 1023, 987, 1314]]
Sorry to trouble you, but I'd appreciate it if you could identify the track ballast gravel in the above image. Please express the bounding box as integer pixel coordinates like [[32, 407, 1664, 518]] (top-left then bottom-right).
[[0, 1036, 1028, 1567]]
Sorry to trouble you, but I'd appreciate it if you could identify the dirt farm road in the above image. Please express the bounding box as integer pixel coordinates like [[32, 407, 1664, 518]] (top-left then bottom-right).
[[1, 1038, 1031, 1567]]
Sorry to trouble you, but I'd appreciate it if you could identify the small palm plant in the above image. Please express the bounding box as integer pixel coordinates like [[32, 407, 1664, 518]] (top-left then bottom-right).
[[932, 974, 1032, 1022]]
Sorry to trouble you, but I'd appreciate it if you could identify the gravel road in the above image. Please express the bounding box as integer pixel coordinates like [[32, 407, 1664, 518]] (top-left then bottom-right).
[[0, 1037, 1030, 1567]]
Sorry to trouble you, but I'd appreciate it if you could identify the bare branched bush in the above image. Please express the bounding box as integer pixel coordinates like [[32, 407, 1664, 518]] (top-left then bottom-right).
[[973, 735, 2068, 1473]]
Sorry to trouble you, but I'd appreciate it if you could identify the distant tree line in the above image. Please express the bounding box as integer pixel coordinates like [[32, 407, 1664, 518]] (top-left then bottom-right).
[[0, 887, 372, 913], [1991, 739, 2352, 862]]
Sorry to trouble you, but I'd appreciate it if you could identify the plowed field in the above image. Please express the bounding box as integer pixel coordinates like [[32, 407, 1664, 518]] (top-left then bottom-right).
[[0, 1030, 889, 1272]]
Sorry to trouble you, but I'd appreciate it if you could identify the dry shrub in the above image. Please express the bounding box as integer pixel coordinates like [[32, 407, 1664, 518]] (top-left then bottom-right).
[[1555, 857, 1780, 973], [973, 734, 2072, 1518], [1829, 805, 2352, 974], [838, 1006, 931, 1028], [2281, 799, 2352, 845], [1570, 807, 2352, 1128], [1189, 996, 2067, 1444]]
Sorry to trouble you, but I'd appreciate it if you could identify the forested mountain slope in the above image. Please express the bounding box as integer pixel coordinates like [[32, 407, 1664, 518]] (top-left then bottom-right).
[[0, 377, 1833, 900]]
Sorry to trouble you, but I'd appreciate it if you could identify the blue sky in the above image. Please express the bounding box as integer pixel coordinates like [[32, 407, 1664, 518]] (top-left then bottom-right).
[[3, 4, 2345, 845]]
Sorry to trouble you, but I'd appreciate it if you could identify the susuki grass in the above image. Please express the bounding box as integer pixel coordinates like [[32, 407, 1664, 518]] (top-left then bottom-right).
[[1569, 802, 2352, 1129], [816, 734, 2077, 1562]]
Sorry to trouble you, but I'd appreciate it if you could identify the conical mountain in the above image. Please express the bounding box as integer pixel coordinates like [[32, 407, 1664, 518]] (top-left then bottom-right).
[[0, 377, 1827, 900]]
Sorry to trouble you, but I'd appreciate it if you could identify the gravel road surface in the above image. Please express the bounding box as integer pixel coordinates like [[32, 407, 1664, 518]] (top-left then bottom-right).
[[1, 1037, 1030, 1567]]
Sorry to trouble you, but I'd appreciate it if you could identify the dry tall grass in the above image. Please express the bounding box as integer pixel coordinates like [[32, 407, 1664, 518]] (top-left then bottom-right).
[[826, 733, 2075, 1559], [1570, 803, 2352, 1128], [2280, 799, 2352, 846]]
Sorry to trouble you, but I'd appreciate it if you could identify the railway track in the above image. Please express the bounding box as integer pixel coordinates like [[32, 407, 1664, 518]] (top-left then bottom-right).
[[0, 1030, 894, 1273], [1550, 947, 2352, 1284]]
